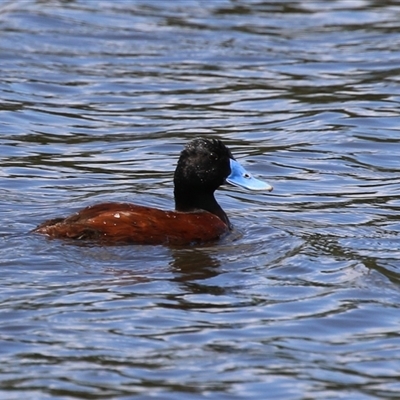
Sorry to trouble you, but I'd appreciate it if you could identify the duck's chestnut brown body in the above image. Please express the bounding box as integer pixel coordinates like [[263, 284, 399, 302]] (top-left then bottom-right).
[[34, 202, 228, 245], [33, 138, 272, 245]]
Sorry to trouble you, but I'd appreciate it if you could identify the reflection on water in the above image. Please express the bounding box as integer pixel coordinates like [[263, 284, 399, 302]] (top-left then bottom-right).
[[1, 0, 400, 398]]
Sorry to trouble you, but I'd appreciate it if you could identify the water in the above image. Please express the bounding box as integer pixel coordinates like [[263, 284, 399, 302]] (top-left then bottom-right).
[[1, 0, 400, 398]]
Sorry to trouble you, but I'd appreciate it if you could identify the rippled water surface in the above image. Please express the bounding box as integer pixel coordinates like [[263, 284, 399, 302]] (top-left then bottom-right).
[[1, 0, 400, 398]]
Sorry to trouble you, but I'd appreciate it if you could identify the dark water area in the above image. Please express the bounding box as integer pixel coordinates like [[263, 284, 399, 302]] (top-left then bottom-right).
[[1, 0, 400, 398]]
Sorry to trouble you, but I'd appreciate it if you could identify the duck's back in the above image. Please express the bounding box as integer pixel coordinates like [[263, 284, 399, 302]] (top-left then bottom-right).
[[33, 202, 229, 245]]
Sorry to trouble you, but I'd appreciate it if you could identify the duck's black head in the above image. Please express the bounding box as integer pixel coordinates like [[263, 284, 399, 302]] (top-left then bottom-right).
[[174, 138, 272, 228], [174, 138, 232, 194]]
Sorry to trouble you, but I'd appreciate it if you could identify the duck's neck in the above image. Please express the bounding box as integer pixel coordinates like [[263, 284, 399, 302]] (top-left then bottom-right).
[[174, 189, 231, 229]]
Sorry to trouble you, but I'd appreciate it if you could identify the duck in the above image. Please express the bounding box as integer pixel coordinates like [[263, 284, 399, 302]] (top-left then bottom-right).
[[33, 138, 273, 245]]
